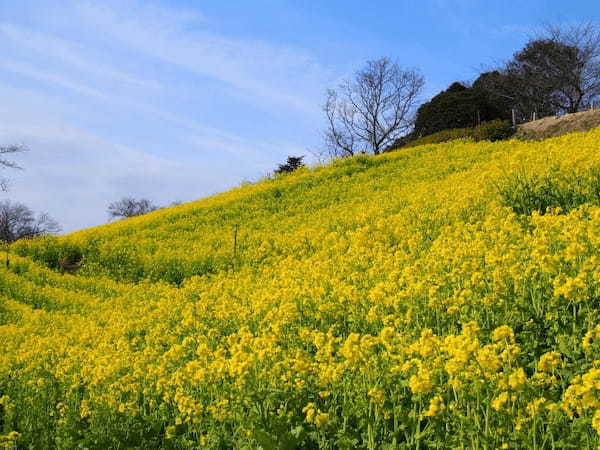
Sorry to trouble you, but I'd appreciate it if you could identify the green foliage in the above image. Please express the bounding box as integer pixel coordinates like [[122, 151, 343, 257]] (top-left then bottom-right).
[[499, 167, 600, 215], [413, 81, 511, 137], [12, 236, 84, 273], [472, 120, 516, 141], [399, 120, 514, 149]]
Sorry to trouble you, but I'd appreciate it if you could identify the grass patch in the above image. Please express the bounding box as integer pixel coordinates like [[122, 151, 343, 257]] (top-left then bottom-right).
[[499, 167, 600, 215]]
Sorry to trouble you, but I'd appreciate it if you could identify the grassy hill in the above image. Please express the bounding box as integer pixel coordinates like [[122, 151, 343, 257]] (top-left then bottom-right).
[[3, 128, 600, 448], [516, 109, 600, 141]]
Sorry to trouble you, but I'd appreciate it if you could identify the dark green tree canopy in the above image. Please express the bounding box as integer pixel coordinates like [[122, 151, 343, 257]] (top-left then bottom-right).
[[413, 80, 510, 137]]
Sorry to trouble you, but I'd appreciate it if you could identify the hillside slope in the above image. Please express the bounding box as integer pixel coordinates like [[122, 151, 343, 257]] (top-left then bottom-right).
[[516, 108, 600, 140], [4, 130, 600, 448]]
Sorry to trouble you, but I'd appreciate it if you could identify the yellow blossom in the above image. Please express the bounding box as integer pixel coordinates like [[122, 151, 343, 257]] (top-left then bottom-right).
[[315, 412, 330, 427], [422, 395, 445, 417], [537, 351, 561, 372], [492, 325, 515, 344], [368, 387, 386, 405], [492, 392, 510, 411], [508, 368, 527, 390], [409, 368, 433, 394]]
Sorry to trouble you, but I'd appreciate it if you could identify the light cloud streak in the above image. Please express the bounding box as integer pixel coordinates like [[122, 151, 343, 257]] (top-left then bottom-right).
[[69, 0, 329, 114]]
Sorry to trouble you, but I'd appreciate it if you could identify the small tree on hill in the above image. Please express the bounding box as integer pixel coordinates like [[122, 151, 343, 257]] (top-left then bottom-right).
[[542, 23, 600, 112], [324, 57, 424, 156], [508, 39, 580, 116], [274, 156, 305, 174], [108, 197, 157, 220], [479, 23, 600, 120], [0, 200, 60, 243]]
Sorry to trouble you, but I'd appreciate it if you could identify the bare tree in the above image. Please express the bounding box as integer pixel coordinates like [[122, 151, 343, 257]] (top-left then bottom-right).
[[0, 200, 60, 243], [324, 57, 424, 157], [0, 145, 27, 191], [545, 22, 600, 112], [108, 197, 158, 220]]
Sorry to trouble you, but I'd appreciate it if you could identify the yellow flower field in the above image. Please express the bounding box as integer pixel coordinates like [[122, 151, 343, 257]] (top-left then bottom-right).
[[3, 129, 600, 448]]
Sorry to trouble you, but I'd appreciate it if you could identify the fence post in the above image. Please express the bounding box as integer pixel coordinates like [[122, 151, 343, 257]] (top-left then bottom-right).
[[233, 224, 239, 259], [512, 109, 516, 128]]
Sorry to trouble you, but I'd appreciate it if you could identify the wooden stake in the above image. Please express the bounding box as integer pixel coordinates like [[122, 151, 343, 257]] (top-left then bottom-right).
[[233, 224, 239, 258]]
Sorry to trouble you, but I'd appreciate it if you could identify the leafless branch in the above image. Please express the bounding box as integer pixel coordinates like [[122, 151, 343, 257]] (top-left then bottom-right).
[[0, 144, 28, 192], [0, 200, 60, 243], [323, 57, 424, 157], [108, 197, 158, 220], [480, 23, 600, 118]]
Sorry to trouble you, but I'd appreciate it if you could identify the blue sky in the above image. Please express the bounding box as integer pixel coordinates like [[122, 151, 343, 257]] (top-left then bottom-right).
[[0, 0, 598, 231]]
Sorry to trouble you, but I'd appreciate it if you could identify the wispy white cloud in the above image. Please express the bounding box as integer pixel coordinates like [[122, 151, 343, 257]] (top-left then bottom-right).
[[0, 54, 268, 163], [0, 59, 109, 99], [2, 0, 330, 149], [0, 23, 162, 91], [70, 0, 330, 115]]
